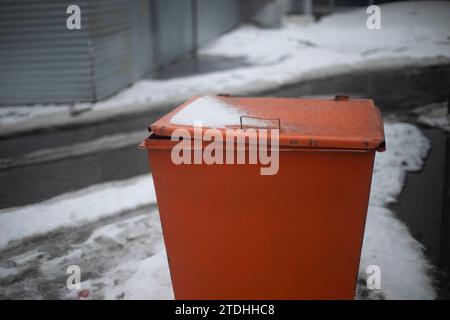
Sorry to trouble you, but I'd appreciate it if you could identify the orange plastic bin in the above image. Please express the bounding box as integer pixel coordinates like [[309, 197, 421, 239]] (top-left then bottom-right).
[[141, 95, 385, 300]]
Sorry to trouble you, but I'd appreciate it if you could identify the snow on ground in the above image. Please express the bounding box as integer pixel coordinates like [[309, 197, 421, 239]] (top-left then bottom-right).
[[0, 175, 155, 249], [358, 123, 434, 300], [1, 1, 449, 136], [0, 121, 435, 299], [413, 101, 450, 132], [0, 207, 173, 300], [201, 1, 450, 64], [59, 210, 173, 300]]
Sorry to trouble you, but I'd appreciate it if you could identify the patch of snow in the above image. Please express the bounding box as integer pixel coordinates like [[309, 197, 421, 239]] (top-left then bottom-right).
[[170, 96, 246, 128], [202, 1, 450, 64], [30, 209, 172, 300], [413, 101, 450, 132], [0, 267, 20, 279], [103, 249, 173, 300], [357, 122, 434, 299], [369, 123, 430, 206], [1, 1, 449, 136], [91, 213, 173, 300], [0, 105, 67, 126], [0, 175, 156, 249], [10, 250, 46, 266], [359, 206, 435, 300]]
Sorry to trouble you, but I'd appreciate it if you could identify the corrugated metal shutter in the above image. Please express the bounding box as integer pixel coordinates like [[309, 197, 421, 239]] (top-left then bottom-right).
[[87, 0, 133, 101], [131, 0, 154, 82], [0, 0, 94, 105], [197, 0, 240, 46], [154, 0, 193, 66], [151, 0, 241, 68], [0, 0, 153, 106], [0, 0, 242, 106]]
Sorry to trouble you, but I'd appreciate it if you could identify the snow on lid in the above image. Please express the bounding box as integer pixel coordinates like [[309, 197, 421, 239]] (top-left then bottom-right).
[[169, 96, 247, 129]]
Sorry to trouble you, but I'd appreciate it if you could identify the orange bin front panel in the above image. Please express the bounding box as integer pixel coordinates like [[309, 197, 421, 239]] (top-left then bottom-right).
[[147, 146, 375, 300]]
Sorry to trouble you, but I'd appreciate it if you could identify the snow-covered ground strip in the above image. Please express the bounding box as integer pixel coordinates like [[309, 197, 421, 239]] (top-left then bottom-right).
[[0, 208, 173, 300], [413, 101, 450, 132], [358, 123, 434, 300], [0, 122, 435, 299], [0, 175, 156, 249], [1, 1, 449, 136]]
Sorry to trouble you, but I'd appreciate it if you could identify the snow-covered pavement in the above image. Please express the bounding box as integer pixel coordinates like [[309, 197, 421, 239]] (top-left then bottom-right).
[[0, 207, 172, 300], [1, 1, 449, 136], [413, 101, 450, 133], [0, 175, 155, 248], [0, 122, 436, 300]]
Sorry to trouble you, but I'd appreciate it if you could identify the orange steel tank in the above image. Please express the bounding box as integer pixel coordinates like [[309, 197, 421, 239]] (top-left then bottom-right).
[[141, 95, 385, 300]]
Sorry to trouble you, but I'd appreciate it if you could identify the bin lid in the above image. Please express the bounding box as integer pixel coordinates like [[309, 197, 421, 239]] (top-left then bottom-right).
[[149, 95, 385, 151]]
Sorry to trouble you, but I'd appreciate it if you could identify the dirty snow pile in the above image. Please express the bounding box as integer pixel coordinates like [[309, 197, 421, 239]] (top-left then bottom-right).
[[0, 122, 435, 300], [1, 1, 450, 136]]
